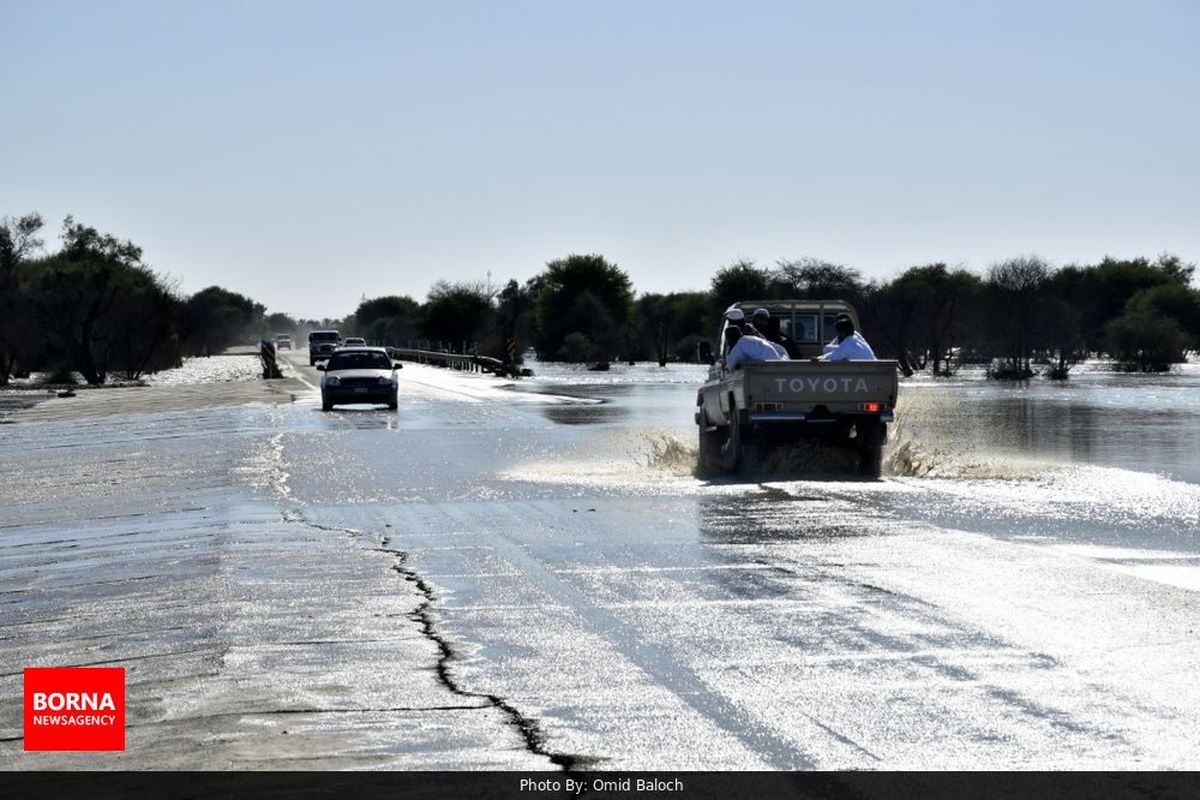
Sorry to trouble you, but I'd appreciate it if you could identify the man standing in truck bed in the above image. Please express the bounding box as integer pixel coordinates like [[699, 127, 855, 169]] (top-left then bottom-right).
[[816, 314, 876, 362]]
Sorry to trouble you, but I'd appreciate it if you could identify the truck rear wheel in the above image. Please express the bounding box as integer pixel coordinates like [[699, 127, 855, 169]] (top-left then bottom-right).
[[857, 421, 885, 479], [720, 403, 743, 473], [698, 412, 720, 472]]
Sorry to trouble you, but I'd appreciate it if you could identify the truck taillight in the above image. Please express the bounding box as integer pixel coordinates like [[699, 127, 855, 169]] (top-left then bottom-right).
[[860, 402, 882, 413]]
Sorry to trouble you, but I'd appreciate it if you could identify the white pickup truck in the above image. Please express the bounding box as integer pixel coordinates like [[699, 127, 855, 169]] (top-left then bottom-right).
[[695, 300, 899, 477]]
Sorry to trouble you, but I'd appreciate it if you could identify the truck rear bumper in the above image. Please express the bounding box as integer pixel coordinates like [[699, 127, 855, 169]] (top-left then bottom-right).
[[747, 411, 895, 424]]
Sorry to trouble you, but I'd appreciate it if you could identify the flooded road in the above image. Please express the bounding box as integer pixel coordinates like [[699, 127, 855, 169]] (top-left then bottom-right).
[[281, 356, 1200, 768], [3, 354, 1199, 768]]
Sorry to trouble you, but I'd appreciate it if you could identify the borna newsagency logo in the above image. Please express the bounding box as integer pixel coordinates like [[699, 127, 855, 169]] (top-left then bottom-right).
[[24, 667, 125, 751]]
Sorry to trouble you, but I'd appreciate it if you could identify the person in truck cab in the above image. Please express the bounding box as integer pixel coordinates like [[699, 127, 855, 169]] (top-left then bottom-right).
[[725, 326, 788, 369], [815, 314, 876, 362]]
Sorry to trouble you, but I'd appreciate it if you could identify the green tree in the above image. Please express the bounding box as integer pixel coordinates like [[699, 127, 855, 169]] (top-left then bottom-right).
[[184, 285, 265, 356], [24, 217, 157, 384], [983, 256, 1053, 379], [860, 264, 981, 376], [534, 254, 634, 361], [635, 290, 731, 366], [264, 312, 297, 336], [667, 291, 711, 363], [1076, 256, 1190, 351], [108, 265, 183, 380], [353, 295, 420, 345], [774, 257, 865, 301], [1041, 267, 1090, 379], [709, 259, 772, 319], [921, 267, 983, 376], [862, 272, 927, 376], [1107, 310, 1188, 372], [0, 213, 45, 383], [636, 293, 675, 367], [419, 280, 494, 352], [1125, 283, 1200, 345]]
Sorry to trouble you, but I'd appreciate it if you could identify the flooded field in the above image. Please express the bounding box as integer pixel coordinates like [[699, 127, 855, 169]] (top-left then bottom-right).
[[3, 354, 1199, 769]]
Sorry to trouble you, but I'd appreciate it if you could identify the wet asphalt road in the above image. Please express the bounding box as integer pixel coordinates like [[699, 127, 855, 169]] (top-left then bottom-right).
[[3, 353, 1200, 769], [285, 354, 1200, 769]]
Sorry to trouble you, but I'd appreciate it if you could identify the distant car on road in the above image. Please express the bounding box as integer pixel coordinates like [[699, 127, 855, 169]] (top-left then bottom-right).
[[317, 347, 402, 411], [308, 330, 341, 365], [275, 334, 292, 350], [340, 337, 367, 348]]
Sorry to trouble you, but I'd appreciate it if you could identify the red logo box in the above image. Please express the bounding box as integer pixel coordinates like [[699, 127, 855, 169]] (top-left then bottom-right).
[[24, 667, 125, 751]]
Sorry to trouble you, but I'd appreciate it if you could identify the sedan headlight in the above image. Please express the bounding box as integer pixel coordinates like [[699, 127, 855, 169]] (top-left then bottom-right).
[[377, 376, 396, 386], [324, 375, 341, 386]]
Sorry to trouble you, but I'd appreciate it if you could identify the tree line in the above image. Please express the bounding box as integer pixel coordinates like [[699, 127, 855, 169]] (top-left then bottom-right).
[[346, 252, 1198, 378], [1, 214, 295, 385], [708, 253, 1198, 378], [4, 211, 1197, 385]]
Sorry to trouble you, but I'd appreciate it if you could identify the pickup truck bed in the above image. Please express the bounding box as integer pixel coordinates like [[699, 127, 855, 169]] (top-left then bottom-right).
[[697, 359, 899, 477]]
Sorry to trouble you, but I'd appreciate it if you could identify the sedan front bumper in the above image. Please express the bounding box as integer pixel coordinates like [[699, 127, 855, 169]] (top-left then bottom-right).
[[322, 386, 397, 406]]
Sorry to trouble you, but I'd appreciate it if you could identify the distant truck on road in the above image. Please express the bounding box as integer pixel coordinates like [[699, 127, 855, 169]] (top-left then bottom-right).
[[308, 330, 341, 365], [695, 301, 898, 478]]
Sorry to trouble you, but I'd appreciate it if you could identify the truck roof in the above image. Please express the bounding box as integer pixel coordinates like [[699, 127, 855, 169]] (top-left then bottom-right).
[[726, 299, 857, 316]]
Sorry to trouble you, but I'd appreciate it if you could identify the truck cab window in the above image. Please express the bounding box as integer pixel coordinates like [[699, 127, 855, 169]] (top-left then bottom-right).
[[784, 314, 820, 344]]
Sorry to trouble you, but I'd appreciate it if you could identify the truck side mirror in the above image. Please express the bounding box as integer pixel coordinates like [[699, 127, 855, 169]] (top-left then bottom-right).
[[698, 341, 714, 365]]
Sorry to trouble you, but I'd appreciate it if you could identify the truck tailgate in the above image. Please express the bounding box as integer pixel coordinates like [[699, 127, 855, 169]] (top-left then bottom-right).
[[744, 360, 898, 411]]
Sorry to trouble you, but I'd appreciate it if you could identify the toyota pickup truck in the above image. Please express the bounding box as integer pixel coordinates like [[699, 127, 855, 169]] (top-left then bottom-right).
[[695, 300, 898, 477]]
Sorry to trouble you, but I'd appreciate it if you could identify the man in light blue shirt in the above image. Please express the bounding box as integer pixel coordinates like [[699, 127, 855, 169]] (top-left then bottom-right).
[[817, 315, 876, 362], [725, 326, 788, 369]]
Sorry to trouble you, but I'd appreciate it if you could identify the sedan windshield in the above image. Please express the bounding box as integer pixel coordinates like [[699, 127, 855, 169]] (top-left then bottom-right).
[[327, 352, 393, 371]]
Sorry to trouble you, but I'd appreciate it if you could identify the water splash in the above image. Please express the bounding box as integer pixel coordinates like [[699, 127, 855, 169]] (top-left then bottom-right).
[[645, 432, 698, 476], [883, 404, 1052, 481]]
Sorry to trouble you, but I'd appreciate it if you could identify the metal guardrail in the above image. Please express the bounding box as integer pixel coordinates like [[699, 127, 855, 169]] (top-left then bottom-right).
[[387, 347, 517, 377]]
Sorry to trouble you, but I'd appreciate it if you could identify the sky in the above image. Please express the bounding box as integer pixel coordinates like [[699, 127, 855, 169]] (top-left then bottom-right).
[[2, 0, 1197, 319]]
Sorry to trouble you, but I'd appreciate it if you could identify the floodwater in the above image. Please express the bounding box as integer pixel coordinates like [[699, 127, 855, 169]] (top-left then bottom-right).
[[2, 354, 1199, 769]]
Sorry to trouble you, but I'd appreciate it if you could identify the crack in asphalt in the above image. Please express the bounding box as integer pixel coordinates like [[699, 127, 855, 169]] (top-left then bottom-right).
[[289, 514, 588, 771]]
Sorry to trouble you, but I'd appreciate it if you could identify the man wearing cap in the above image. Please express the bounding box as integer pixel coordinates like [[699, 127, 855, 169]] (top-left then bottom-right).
[[816, 314, 876, 362], [749, 308, 800, 359], [723, 306, 747, 325]]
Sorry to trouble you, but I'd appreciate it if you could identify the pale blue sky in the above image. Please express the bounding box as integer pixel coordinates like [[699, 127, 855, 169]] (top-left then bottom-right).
[[3, 0, 1197, 319]]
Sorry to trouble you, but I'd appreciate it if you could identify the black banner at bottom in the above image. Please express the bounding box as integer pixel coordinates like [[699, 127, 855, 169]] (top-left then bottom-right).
[[6, 771, 1200, 800]]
